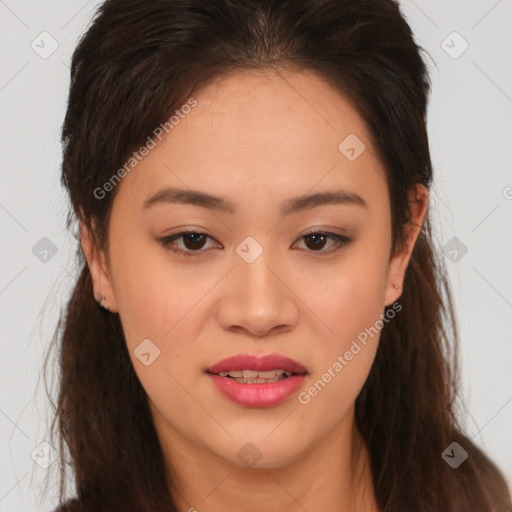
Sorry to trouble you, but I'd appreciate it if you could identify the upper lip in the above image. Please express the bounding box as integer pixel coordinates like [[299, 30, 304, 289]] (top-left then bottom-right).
[[206, 354, 308, 375]]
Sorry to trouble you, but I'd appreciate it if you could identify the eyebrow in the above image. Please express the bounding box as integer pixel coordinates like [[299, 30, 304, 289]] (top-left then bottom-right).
[[143, 187, 367, 216]]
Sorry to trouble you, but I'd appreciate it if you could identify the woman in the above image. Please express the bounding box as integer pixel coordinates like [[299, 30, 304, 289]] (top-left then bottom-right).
[[44, 0, 511, 510]]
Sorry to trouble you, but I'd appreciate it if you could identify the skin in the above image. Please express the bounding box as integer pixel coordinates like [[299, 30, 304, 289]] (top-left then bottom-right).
[[81, 68, 428, 511]]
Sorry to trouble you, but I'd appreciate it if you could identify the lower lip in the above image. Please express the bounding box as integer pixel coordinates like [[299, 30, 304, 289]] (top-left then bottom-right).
[[207, 374, 307, 407]]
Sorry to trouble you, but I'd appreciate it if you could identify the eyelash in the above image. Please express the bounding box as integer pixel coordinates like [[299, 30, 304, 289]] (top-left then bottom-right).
[[158, 230, 353, 257]]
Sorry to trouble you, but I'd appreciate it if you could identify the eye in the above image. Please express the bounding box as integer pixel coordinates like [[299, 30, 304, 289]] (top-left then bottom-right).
[[293, 230, 353, 253], [158, 229, 353, 257], [158, 231, 220, 257]]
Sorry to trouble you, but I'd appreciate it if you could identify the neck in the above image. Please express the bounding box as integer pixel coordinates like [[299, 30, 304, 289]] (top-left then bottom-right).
[[157, 405, 379, 512]]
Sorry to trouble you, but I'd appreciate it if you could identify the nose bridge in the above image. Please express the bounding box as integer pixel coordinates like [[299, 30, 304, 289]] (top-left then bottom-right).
[[216, 240, 299, 336], [239, 251, 281, 307]]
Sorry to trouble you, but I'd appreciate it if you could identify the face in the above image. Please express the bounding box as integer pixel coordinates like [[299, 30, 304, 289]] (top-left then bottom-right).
[[82, 69, 427, 472]]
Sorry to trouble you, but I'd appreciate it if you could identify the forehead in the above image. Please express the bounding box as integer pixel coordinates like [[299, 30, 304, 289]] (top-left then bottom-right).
[[180, 68, 374, 160], [112, 69, 388, 213]]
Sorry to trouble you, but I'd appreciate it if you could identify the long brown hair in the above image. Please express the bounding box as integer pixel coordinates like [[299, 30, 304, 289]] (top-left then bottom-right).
[[43, 0, 511, 510]]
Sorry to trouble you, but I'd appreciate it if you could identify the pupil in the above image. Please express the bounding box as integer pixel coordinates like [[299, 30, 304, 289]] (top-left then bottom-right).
[[184, 233, 205, 250], [306, 233, 326, 250]]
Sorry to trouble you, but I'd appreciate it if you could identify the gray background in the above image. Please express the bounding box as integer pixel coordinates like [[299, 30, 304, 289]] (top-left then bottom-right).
[[1, 0, 511, 510]]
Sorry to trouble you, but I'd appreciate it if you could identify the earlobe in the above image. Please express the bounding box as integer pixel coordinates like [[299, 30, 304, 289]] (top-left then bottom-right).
[[384, 184, 429, 307], [384, 256, 407, 307], [80, 222, 118, 313]]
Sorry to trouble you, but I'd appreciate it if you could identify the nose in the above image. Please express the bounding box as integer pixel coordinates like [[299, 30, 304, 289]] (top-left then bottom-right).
[[215, 250, 300, 338]]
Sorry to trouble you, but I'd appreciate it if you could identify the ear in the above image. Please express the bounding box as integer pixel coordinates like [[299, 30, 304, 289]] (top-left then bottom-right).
[[80, 222, 119, 313], [384, 183, 429, 306]]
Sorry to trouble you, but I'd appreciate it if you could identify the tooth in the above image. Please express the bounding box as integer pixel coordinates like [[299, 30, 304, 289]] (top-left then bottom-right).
[[239, 377, 280, 384], [217, 368, 295, 381], [258, 370, 291, 379], [242, 370, 259, 378], [257, 370, 279, 378]]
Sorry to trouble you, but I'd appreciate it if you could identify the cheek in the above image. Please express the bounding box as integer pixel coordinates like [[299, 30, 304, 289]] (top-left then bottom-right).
[[300, 242, 389, 400], [316, 289, 383, 391], [112, 256, 211, 435], [111, 252, 219, 415], [110, 238, 202, 342], [312, 249, 389, 350], [296, 281, 385, 432]]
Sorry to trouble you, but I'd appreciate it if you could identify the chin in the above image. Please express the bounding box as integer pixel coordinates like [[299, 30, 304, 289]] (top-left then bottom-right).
[[211, 432, 310, 470]]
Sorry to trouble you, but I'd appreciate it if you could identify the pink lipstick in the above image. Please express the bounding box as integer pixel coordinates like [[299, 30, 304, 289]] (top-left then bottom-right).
[[205, 354, 308, 407]]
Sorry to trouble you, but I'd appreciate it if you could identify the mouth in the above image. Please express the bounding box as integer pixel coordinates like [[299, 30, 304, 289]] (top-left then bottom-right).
[[213, 369, 301, 384], [205, 353, 308, 379], [205, 354, 308, 407]]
